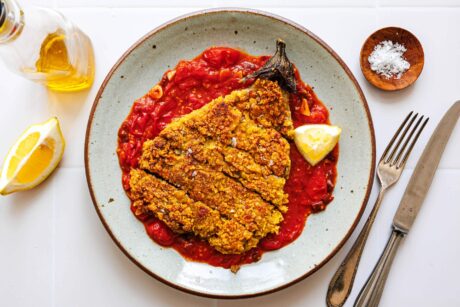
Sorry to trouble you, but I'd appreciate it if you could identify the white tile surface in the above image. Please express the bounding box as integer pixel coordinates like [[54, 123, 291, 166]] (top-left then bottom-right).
[[0, 1, 459, 307], [0, 176, 54, 307]]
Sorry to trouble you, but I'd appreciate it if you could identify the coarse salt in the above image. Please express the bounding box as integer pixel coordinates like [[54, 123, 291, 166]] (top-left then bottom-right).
[[230, 137, 237, 147], [368, 40, 410, 79]]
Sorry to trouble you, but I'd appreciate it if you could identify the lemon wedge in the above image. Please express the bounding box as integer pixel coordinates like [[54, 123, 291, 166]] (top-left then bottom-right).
[[294, 124, 341, 166], [0, 117, 65, 195]]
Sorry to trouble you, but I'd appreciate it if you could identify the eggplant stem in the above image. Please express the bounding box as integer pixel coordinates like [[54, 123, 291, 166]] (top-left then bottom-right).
[[245, 39, 297, 93]]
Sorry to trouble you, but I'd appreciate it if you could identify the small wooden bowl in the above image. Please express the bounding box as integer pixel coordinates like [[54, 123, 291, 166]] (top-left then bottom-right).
[[360, 27, 424, 91]]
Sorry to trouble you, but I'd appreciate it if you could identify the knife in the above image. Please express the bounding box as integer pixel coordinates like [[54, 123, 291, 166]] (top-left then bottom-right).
[[354, 100, 460, 307]]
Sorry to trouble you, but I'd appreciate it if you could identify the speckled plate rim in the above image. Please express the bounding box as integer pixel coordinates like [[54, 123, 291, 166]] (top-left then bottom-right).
[[84, 8, 376, 299]]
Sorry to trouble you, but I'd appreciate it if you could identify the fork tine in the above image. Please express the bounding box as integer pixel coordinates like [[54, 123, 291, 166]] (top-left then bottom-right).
[[385, 112, 418, 164], [391, 115, 424, 166], [397, 117, 429, 168], [380, 111, 413, 163]]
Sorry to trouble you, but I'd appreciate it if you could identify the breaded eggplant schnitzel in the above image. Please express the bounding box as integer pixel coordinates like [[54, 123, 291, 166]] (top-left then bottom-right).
[[129, 79, 294, 254]]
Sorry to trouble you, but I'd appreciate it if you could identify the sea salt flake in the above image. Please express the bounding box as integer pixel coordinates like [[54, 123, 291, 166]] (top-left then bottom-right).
[[368, 40, 410, 79]]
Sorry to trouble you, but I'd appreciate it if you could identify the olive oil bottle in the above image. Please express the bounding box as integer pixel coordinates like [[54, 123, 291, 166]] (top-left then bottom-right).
[[0, 0, 94, 91]]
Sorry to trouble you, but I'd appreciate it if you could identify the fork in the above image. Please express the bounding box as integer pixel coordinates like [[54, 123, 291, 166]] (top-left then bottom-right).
[[326, 111, 429, 307]]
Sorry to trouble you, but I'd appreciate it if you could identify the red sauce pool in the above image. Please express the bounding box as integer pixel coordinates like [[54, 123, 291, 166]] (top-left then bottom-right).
[[117, 47, 338, 269]]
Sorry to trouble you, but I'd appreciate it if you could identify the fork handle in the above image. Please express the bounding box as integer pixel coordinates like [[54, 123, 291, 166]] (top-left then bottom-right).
[[354, 230, 404, 307], [326, 189, 386, 307]]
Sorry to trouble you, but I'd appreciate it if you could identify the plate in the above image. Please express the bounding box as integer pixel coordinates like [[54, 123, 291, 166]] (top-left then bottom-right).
[[85, 8, 375, 298]]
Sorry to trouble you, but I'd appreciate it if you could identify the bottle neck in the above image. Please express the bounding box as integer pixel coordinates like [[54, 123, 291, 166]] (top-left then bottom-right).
[[0, 0, 24, 44]]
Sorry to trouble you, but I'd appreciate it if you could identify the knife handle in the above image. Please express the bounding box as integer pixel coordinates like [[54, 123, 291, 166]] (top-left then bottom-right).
[[354, 230, 404, 307]]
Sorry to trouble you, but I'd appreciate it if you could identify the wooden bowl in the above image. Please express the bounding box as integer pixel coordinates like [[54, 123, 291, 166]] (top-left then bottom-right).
[[360, 27, 424, 91]]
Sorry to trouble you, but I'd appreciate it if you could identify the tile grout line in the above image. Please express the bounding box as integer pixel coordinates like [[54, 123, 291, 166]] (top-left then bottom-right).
[[51, 173, 56, 307], [52, 5, 460, 9], [54, 5, 375, 9]]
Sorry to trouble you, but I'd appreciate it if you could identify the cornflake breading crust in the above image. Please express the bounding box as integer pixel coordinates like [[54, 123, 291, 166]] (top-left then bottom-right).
[[130, 79, 294, 254]]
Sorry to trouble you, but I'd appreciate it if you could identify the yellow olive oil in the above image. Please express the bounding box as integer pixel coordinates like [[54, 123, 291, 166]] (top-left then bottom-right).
[[35, 31, 94, 92]]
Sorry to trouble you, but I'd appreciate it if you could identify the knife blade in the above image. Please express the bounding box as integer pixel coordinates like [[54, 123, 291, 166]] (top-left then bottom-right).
[[393, 100, 460, 234]]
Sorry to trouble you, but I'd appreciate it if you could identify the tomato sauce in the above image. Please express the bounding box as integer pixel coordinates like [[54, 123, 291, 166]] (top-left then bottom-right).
[[117, 47, 338, 269]]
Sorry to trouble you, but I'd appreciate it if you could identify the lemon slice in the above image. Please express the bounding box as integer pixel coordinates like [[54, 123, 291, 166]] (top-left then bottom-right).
[[294, 124, 341, 166], [0, 117, 65, 195]]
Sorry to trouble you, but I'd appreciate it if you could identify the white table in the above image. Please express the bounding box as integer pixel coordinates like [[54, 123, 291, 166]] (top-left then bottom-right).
[[1, 1, 459, 306]]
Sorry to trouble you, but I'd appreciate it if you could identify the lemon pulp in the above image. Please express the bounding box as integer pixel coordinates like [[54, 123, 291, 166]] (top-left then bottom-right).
[[16, 138, 55, 184], [6, 132, 40, 179], [294, 124, 341, 166]]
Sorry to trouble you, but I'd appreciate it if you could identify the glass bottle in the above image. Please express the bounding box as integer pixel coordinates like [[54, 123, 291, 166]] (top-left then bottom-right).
[[0, 0, 94, 92]]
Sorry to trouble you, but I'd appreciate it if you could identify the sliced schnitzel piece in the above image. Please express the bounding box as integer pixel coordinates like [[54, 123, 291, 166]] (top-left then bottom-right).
[[227, 79, 294, 139], [142, 133, 288, 207], [129, 169, 258, 254], [164, 98, 291, 178], [130, 169, 220, 238], [186, 79, 294, 140]]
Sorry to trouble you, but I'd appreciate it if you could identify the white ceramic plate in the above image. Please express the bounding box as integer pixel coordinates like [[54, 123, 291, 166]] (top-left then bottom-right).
[[85, 8, 375, 298]]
